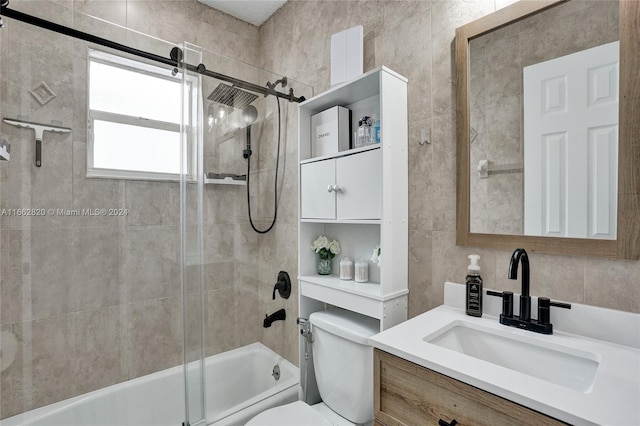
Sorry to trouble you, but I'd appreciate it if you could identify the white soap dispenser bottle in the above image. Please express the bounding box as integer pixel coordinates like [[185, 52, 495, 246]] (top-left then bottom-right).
[[465, 254, 483, 317]]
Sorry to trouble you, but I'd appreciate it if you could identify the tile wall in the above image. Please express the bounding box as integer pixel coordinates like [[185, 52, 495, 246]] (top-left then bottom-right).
[[1, 0, 638, 421], [0, 0, 267, 418], [257, 0, 639, 320]]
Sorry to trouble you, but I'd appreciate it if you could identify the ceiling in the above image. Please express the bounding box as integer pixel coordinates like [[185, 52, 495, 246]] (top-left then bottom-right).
[[197, 0, 288, 26]]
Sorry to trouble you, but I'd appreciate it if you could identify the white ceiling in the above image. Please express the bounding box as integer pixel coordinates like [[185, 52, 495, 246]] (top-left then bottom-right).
[[197, 0, 288, 26]]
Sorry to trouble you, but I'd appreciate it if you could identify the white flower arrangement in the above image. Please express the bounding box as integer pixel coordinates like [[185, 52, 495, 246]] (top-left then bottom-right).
[[371, 245, 381, 266], [311, 235, 341, 259]]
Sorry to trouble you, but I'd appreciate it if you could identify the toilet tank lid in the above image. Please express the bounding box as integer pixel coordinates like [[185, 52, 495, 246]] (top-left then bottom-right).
[[309, 309, 379, 345]]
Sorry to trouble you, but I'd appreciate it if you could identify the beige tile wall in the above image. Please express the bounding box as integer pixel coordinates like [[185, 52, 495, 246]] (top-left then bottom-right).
[[0, 0, 268, 419], [1, 0, 638, 421], [258, 0, 639, 324]]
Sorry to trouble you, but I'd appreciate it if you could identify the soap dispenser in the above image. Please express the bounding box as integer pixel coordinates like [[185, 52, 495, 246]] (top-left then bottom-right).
[[466, 254, 483, 317]]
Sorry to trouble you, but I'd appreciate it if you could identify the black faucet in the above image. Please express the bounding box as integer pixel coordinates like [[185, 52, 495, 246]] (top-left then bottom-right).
[[263, 308, 286, 328], [508, 248, 531, 321], [488, 248, 571, 334]]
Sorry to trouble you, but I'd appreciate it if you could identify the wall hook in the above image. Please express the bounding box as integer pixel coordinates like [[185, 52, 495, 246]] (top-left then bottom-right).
[[418, 128, 431, 145]]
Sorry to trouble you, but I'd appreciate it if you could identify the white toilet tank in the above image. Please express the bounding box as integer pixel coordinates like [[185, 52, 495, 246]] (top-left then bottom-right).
[[309, 309, 380, 424]]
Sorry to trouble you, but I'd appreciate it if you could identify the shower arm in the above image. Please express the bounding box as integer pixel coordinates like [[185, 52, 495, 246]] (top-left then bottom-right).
[[0, 5, 306, 104]]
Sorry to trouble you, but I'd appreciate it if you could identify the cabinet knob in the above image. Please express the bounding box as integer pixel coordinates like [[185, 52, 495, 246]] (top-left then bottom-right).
[[327, 184, 342, 193]]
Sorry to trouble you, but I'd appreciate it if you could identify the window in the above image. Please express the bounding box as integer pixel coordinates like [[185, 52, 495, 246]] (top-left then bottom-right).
[[87, 50, 195, 180]]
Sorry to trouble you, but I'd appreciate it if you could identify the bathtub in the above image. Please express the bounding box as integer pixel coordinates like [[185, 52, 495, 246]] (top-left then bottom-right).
[[2, 342, 299, 426]]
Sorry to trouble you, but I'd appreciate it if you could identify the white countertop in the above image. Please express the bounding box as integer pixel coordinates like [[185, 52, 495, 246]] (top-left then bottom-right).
[[369, 283, 640, 425]]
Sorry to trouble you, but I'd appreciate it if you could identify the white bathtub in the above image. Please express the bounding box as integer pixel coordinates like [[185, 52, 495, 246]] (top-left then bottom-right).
[[2, 342, 299, 426]]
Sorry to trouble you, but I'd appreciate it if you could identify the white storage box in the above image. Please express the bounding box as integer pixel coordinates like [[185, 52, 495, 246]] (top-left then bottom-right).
[[311, 106, 351, 158]]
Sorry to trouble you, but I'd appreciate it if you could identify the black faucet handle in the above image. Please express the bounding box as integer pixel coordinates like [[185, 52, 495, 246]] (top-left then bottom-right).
[[550, 300, 572, 309], [272, 271, 291, 300], [538, 297, 551, 324], [487, 291, 514, 318], [538, 297, 571, 325]]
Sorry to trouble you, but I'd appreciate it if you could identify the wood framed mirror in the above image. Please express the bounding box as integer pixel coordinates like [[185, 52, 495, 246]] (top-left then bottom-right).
[[455, 0, 639, 259]]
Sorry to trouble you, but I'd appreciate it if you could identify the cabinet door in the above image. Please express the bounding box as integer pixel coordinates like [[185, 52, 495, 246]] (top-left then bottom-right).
[[301, 159, 336, 219], [336, 149, 382, 220], [374, 349, 565, 426]]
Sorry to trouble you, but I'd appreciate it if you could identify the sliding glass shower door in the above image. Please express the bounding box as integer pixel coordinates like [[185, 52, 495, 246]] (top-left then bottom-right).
[[180, 41, 207, 426]]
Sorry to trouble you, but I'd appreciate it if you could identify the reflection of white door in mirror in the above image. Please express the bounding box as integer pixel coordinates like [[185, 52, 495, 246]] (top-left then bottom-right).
[[523, 41, 619, 240]]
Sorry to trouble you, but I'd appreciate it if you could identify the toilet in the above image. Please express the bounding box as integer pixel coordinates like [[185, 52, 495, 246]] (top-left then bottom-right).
[[246, 309, 379, 426]]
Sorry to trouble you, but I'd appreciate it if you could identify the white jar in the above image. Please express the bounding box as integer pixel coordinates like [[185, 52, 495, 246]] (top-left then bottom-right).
[[339, 257, 354, 280], [354, 261, 368, 283]]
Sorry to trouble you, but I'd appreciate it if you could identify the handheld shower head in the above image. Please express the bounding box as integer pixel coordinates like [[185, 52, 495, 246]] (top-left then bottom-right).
[[242, 105, 258, 160], [242, 105, 258, 126]]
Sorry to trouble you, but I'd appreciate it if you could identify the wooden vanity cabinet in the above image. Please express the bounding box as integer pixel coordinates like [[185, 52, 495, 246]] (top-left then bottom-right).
[[374, 349, 567, 426]]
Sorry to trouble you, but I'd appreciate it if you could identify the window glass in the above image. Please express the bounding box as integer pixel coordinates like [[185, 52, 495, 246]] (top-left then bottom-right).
[[89, 61, 181, 123], [92, 120, 180, 174], [87, 50, 191, 179]]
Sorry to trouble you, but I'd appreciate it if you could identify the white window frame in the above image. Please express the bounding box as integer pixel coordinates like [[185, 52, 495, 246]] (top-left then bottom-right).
[[87, 49, 197, 181]]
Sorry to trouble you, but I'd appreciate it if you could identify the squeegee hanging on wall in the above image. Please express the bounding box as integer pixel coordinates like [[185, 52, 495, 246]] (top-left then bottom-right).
[[2, 117, 71, 167]]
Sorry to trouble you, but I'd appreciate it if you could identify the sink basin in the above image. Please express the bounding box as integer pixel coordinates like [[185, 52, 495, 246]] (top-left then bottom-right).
[[424, 320, 600, 392]]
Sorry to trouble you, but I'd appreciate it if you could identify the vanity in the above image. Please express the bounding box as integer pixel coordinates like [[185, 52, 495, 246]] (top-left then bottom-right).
[[370, 283, 640, 426], [373, 350, 562, 426]]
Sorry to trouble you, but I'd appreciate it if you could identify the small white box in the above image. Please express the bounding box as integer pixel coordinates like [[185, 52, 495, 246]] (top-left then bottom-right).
[[331, 25, 363, 87], [311, 106, 351, 158]]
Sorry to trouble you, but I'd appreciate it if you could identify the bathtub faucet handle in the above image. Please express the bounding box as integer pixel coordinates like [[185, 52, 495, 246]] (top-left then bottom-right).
[[272, 271, 291, 300]]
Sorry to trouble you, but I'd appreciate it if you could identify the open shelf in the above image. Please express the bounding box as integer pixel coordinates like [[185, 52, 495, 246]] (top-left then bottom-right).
[[301, 218, 381, 224], [299, 275, 408, 320], [298, 66, 406, 115], [300, 274, 381, 297], [203, 173, 247, 185]]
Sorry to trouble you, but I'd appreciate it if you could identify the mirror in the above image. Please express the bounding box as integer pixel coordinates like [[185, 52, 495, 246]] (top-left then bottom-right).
[[456, 0, 639, 259]]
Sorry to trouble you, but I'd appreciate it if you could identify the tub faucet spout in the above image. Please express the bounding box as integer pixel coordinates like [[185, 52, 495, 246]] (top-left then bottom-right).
[[263, 308, 286, 328]]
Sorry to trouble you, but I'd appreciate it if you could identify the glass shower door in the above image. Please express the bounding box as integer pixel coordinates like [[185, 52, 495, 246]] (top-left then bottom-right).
[[180, 42, 207, 426]]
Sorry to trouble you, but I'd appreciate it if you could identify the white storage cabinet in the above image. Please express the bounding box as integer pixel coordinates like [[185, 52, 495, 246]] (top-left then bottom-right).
[[298, 66, 409, 331], [301, 148, 382, 221]]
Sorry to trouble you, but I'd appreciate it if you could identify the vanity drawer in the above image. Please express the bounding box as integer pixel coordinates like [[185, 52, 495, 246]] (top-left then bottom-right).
[[374, 349, 567, 426]]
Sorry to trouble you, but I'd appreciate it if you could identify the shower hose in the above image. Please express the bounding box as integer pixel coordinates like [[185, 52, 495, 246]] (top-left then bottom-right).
[[246, 95, 282, 234]]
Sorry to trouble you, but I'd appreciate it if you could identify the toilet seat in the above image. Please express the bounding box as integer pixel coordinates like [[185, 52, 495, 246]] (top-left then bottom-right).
[[245, 401, 333, 426]]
